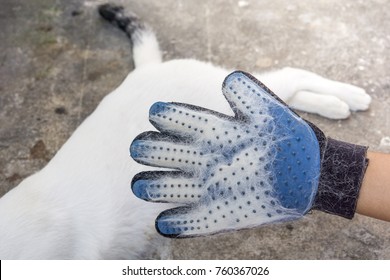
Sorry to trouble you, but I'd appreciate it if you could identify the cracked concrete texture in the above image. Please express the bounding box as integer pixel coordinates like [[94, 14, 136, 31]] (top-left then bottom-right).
[[0, 0, 389, 259]]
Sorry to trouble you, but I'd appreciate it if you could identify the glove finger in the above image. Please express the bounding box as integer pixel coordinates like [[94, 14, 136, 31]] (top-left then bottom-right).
[[131, 171, 204, 203], [130, 131, 217, 171], [131, 140, 205, 171], [155, 196, 301, 238], [149, 101, 236, 140], [222, 71, 282, 122]]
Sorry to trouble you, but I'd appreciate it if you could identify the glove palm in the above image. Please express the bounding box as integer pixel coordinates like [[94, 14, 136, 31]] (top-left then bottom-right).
[[131, 71, 324, 237]]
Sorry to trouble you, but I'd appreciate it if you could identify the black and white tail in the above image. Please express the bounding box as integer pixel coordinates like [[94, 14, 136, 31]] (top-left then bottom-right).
[[98, 3, 162, 68]]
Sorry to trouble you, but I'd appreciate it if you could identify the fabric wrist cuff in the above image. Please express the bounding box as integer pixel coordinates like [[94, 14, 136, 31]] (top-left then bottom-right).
[[312, 138, 369, 219]]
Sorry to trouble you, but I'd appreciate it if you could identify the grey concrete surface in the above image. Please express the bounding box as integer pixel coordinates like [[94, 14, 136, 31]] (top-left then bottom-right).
[[0, 0, 389, 259]]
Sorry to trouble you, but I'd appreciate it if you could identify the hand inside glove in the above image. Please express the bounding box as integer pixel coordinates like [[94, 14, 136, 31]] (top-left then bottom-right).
[[130, 71, 368, 238]]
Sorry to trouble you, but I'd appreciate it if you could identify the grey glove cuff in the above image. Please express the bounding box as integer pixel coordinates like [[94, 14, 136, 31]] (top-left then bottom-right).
[[312, 138, 369, 219]]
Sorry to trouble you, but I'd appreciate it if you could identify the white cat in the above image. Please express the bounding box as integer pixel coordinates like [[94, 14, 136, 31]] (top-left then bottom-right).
[[0, 4, 371, 259]]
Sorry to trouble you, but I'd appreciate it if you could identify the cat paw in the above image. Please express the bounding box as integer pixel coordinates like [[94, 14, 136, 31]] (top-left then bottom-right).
[[316, 81, 372, 112], [278, 67, 372, 113], [342, 85, 372, 111], [325, 98, 351, 119], [289, 90, 351, 120]]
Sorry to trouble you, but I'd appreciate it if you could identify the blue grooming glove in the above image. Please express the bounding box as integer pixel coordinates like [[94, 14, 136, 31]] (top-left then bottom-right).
[[130, 71, 368, 238]]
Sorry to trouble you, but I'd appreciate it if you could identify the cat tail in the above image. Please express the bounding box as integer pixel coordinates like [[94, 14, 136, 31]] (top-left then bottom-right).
[[98, 3, 162, 68]]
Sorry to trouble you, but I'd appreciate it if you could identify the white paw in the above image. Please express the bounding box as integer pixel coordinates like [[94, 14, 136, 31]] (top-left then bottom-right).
[[339, 85, 372, 111], [312, 80, 372, 112], [278, 67, 372, 113], [289, 90, 351, 120], [320, 97, 351, 119]]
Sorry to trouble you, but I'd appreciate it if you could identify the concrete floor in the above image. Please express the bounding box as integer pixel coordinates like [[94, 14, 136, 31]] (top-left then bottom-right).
[[1, 0, 390, 259]]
